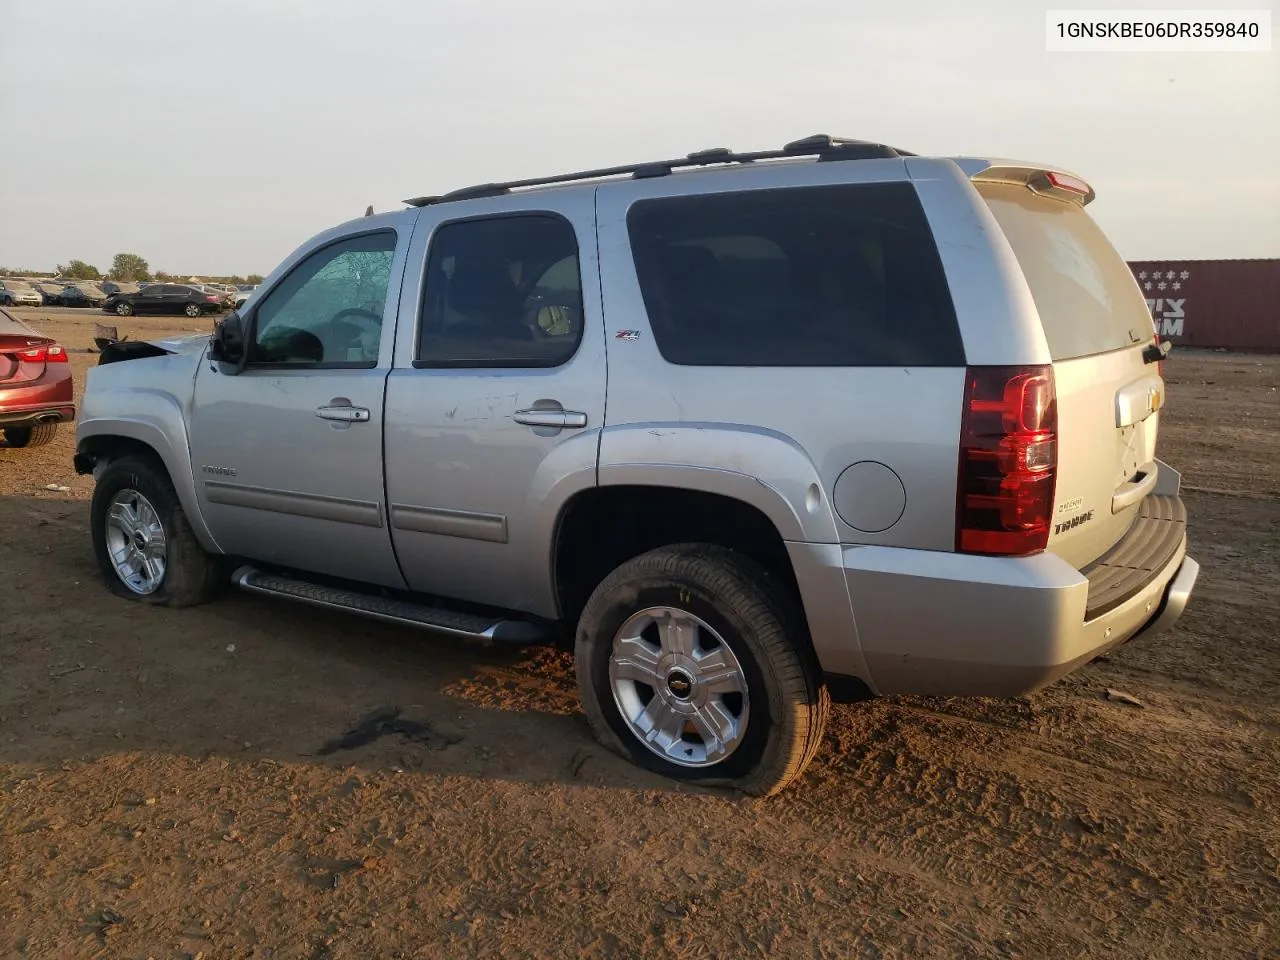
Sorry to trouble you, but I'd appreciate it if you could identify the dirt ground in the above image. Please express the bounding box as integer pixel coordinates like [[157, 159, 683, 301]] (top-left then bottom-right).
[[2, 308, 1277, 960]]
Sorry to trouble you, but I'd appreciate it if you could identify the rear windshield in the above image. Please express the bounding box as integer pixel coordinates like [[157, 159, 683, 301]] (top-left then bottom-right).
[[0, 310, 36, 336], [978, 183, 1153, 360], [626, 182, 964, 367]]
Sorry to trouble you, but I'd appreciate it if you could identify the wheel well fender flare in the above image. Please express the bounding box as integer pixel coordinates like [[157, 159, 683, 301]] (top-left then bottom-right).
[[595, 423, 841, 543], [75, 412, 220, 553]]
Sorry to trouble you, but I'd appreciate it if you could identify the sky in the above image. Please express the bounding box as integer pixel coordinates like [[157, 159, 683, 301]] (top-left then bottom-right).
[[0, 0, 1276, 276]]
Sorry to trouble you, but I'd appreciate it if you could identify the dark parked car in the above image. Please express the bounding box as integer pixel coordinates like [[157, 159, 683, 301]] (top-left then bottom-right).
[[100, 280, 141, 298], [103, 283, 226, 318], [59, 283, 107, 307], [33, 282, 66, 305], [0, 307, 74, 448]]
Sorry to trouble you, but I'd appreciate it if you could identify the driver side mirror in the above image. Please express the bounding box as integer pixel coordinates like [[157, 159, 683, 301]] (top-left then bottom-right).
[[209, 310, 250, 372]]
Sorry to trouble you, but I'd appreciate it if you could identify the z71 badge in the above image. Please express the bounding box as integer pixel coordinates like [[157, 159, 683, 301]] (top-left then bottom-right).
[[1054, 510, 1095, 535]]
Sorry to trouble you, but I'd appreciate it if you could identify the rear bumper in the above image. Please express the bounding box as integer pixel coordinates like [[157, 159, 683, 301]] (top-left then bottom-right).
[[0, 370, 76, 427], [790, 502, 1198, 698], [0, 403, 76, 427]]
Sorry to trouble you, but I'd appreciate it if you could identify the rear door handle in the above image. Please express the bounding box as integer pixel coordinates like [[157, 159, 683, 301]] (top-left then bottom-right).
[[513, 408, 588, 429], [1112, 460, 1158, 513], [316, 404, 371, 423]]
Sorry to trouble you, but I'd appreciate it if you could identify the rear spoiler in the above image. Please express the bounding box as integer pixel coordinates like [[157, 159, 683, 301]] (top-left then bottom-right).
[[944, 157, 1097, 205]]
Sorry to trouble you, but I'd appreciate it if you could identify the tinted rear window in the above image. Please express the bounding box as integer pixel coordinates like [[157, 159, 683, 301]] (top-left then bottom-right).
[[626, 183, 964, 366], [0, 309, 36, 336], [978, 183, 1153, 360]]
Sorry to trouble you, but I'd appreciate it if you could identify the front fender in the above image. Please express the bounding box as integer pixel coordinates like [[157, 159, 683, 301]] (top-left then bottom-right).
[[597, 423, 841, 543], [75, 386, 220, 553]]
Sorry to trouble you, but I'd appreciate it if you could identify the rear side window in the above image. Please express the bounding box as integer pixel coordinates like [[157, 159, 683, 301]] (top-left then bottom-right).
[[978, 183, 1152, 360], [417, 214, 583, 368], [626, 183, 963, 367]]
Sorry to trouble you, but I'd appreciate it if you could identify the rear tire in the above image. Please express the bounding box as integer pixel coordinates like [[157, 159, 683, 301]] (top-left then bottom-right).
[[574, 544, 829, 797], [184, 303, 201, 318], [3, 423, 58, 447], [90, 455, 225, 607]]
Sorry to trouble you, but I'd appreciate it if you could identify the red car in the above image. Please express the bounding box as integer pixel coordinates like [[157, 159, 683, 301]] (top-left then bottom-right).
[[0, 307, 74, 448]]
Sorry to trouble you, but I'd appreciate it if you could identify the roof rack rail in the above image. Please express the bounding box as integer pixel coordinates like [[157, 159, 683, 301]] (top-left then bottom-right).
[[403, 134, 914, 207]]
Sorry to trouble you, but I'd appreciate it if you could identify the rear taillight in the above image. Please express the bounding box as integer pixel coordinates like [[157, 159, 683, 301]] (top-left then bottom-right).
[[956, 365, 1057, 557], [1044, 171, 1090, 196], [17, 344, 68, 363], [205, 295, 219, 302]]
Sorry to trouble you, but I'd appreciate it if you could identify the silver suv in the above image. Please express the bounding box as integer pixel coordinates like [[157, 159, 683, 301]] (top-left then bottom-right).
[[74, 135, 1199, 795]]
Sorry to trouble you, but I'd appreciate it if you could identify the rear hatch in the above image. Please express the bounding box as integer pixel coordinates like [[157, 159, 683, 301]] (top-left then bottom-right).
[[976, 181, 1169, 575], [0, 310, 52, 388]]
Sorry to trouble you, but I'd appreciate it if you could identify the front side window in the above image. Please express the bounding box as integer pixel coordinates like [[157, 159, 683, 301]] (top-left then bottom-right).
[[249, 232, 396, 366], [417, 214, 583, 367], [626, 183, 964, 367]]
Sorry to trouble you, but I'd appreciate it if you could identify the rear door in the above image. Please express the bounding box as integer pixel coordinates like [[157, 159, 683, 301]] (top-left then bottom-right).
[[383, 198, 606, 617], [161, 285, 188, 313], [977, 183, 1164, 569]]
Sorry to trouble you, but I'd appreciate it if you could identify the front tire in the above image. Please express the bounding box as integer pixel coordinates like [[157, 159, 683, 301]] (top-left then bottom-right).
[[575, 544, 829, 796], [90, 455, 225, 607], [115, 302, 133, 316], [184, 303, 201, 318], [3, 423, 57, 447]]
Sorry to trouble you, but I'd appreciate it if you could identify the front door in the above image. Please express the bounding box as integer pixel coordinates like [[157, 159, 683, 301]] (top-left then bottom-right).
[[134, 286, 166, 314], [188, 226, 411, 588], [384, 202, 606, 617]]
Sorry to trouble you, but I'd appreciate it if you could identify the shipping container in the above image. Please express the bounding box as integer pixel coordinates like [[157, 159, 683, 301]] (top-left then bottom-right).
[[1127, 258, 1280, 351]]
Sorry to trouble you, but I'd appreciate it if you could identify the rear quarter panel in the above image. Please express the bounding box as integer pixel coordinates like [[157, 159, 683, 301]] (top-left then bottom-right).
[[595, 160, 978, 553], [905, 157, 1052, 367]]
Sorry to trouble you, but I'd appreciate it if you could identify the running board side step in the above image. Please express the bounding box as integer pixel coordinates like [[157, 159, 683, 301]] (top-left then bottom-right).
[[232, 566, 550, 645]]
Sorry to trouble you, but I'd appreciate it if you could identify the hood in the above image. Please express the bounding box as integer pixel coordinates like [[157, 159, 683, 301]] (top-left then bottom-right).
[[96, 332, 210, 366], [147, 332, 212, 355]]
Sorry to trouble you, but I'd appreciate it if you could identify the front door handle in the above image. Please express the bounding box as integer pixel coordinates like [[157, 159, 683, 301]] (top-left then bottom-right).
[[316, 404, 371, 423], [513, 408, 588, 429]]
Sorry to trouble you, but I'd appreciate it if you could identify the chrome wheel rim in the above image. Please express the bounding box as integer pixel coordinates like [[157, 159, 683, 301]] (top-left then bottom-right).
[[185, 304, 200, 317], [608, 606, 750, 768], [104, 489, 167, 595], [116, 302, 130, 315]]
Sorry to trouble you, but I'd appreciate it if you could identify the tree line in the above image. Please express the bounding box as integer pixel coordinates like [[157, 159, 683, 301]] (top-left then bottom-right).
[[1, 253, 262, 286]]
